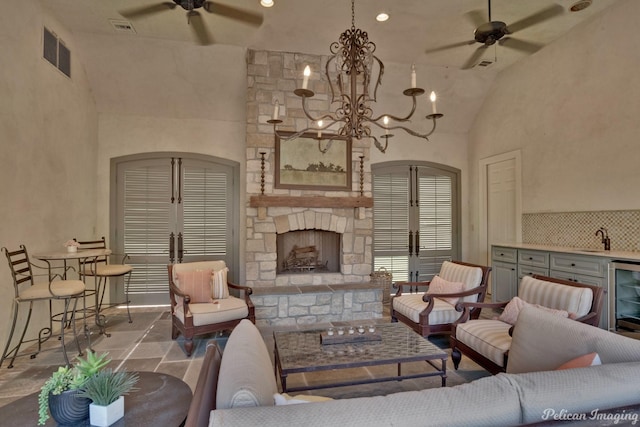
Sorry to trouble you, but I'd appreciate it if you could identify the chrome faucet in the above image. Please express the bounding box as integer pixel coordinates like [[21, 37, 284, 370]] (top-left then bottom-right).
[[595, 227, 611, 251]]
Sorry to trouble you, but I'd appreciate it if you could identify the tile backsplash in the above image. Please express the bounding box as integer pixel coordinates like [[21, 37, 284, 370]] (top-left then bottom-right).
[[522, 210, 640, 252]]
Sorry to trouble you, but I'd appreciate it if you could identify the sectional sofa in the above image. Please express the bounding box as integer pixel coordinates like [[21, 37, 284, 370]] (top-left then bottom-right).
[[185, 306, 640, 427]]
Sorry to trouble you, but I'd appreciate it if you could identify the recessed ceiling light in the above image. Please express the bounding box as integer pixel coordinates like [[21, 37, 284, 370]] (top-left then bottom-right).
[[376, 12, 389, 22], [260, 0, 274, 7]]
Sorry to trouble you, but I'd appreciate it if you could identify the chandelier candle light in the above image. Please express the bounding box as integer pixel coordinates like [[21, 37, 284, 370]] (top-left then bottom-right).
[[267, 0, 443, 153]]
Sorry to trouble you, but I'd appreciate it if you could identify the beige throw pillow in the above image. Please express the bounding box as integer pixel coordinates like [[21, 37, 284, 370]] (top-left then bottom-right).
[[498, 296, 571, 325], [212, 267, 230, 299], [426, 275, 465, 306]]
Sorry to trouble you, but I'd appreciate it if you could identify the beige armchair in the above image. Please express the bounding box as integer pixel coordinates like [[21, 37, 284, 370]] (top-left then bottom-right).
[[168, 261, 254, 356], [391, 260, 492, 337], [450, 275, 604, 374]]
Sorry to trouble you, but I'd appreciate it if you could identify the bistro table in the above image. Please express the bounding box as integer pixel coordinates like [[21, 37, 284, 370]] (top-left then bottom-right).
[[0, 371, 192, 426], [33, 248, 113, 336]]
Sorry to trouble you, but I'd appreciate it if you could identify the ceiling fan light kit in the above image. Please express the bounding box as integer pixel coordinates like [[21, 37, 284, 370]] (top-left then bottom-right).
[[268, 0, 442, 154]]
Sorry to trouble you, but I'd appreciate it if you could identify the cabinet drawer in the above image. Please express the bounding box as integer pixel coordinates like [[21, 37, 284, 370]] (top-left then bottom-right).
[[492, 246, 517, 263], [548, 270, 607, 288], [518, 250, 549, 268], [518, 265, 549, 279], [549, 254, 607, 278]]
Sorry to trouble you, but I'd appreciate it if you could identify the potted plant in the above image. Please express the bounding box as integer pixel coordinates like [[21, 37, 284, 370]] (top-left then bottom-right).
[[78, 369, 139, 427], [38, 351, 110, 425]]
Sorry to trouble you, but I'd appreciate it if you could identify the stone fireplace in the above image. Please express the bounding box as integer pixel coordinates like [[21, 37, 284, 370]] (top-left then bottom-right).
[[244, 49, 382, 326], [277, 229, 340, 274]]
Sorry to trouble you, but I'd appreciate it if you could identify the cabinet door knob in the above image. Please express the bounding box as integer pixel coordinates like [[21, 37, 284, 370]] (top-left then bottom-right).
[[571, 263, 576, 267], [529, 257, 533, 260]]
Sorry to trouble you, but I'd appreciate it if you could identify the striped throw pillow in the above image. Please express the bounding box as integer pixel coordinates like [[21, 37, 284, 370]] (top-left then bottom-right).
[[212, 267, 230, 299]]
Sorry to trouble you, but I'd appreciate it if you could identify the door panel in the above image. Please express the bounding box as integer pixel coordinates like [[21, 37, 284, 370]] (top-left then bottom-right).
[[114, 154, 236, 306], [373, 163, 460, 284]]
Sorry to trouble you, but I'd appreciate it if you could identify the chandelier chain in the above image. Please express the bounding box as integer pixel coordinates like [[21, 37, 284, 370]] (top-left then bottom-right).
[[351, 0, 355, 30]]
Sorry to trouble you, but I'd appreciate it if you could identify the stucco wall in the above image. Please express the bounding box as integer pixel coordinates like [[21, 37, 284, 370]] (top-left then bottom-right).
[[468, 0, 640, 263], [0, 3, 98, 347]]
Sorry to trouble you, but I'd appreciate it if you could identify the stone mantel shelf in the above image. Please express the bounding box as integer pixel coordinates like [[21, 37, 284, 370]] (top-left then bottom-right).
[[249, 195, 373, 209]]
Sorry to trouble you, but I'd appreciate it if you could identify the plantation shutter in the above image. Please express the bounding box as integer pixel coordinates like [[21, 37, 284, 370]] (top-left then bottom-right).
[[373, 162, 459, 284], [417, 171, 455, 280], [373, 169, 410, 282], [123, 163, 173, 295], [181, 164, 230, 258]]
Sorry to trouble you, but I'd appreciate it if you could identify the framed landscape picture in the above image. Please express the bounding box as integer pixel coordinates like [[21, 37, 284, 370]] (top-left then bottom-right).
[[275, 132, 352, 191]]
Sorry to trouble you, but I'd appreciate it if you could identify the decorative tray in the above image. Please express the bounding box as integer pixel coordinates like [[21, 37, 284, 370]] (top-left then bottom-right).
[[320, 330, 382, 345]]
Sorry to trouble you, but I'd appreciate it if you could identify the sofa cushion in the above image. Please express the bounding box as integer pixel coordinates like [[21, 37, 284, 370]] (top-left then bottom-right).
[[439, 261, 483, 303], [427, 275, 465, 305], [174, 296, 248, 327], [455, 320, 512, 368], [216, 319, 277, 409], [393, 294, 465, 324], [504, 361, 640, 424], [518, 276, 592, 317], [507, 306, 640, 374], [209, 373, 522, 427]]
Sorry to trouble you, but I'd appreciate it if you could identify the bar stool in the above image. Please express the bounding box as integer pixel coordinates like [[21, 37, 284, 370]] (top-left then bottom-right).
[[1, 245, 85, 368], [74, 237, 132, 336]]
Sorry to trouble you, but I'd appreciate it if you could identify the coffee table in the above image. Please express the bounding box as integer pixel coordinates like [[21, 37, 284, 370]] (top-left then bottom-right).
[[273, 322, 447, 393]]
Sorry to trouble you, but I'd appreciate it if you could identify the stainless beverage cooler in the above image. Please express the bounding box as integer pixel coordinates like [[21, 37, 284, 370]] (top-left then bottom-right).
[[611, 261, 640, 332]]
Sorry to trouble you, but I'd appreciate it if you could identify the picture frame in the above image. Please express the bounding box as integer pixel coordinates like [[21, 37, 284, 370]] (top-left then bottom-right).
[[274, 132, 352, 191]]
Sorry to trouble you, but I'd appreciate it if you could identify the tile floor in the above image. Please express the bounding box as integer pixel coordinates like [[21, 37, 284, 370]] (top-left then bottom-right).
[[0, 305, 490, 411]]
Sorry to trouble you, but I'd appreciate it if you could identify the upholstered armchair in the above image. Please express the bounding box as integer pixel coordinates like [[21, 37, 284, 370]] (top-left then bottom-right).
[[168, 261, 255, 357], [391, 260, 492, 338], [450, 275, 604, 374]]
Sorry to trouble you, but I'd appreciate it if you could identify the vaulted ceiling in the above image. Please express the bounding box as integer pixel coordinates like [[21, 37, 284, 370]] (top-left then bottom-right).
[[43, 0, 618, 71]]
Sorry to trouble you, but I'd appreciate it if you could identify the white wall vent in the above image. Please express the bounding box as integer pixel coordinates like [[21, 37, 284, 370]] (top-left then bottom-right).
[[477, 60, 493, 68], [109, 19, 136, 34], [43, 27, 71, 78]]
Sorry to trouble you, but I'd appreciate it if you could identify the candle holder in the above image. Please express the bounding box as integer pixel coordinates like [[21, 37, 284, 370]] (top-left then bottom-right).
[[359, 156, 365, 196], [259, 152, 266, 195]]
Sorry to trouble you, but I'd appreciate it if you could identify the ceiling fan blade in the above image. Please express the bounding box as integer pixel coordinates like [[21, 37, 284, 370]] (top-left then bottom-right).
[[203, 1, 263, 27], [499, 37, 543, 54], [188, 11, 214, 45], [464, 8, 488, 29], [461, 45, 488, 70], [425, 40, 476, 54], [506, 4, 564, 34], [119, 2, 176, 19]]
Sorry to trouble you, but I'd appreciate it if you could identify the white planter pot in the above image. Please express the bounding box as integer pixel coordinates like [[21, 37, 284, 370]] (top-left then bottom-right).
[[89, 396, 124, 427], [66, 246, 78, 253]]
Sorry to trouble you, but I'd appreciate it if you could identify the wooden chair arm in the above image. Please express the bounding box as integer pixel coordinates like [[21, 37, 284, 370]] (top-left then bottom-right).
[[228, 282, 253, 295], [394, 281, 430, 297], [421, 285, 486, 302], [454, 300, 508, 324], [574, 311, 598, 326]]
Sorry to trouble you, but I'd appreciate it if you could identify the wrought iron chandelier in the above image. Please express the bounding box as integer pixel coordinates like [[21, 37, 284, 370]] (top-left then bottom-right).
[[268, 0, 443, 153]]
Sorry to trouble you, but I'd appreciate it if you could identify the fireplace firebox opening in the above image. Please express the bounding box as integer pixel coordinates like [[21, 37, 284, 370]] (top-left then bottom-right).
[[276, 230, 341, 274]]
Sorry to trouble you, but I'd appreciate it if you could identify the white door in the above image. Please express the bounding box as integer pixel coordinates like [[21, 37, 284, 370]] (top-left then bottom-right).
[[479, 151, 522, 294]]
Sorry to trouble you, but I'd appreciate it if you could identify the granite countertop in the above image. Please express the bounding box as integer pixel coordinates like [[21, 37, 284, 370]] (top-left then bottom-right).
[[493, 243, 640, 263]]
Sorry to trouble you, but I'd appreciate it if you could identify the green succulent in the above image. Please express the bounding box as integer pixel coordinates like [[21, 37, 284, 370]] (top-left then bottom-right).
[[77, 369, 139, 406], [37, 351, 112, 425]]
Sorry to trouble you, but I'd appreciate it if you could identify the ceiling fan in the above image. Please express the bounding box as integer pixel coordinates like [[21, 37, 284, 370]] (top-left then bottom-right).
[[119, 0, 263, 46], [425, 0, 564, 69]]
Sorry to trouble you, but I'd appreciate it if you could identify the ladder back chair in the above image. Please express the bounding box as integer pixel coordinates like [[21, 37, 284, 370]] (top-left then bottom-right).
[[1, 245, 85, 368], [74, 237, 133, 336]]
